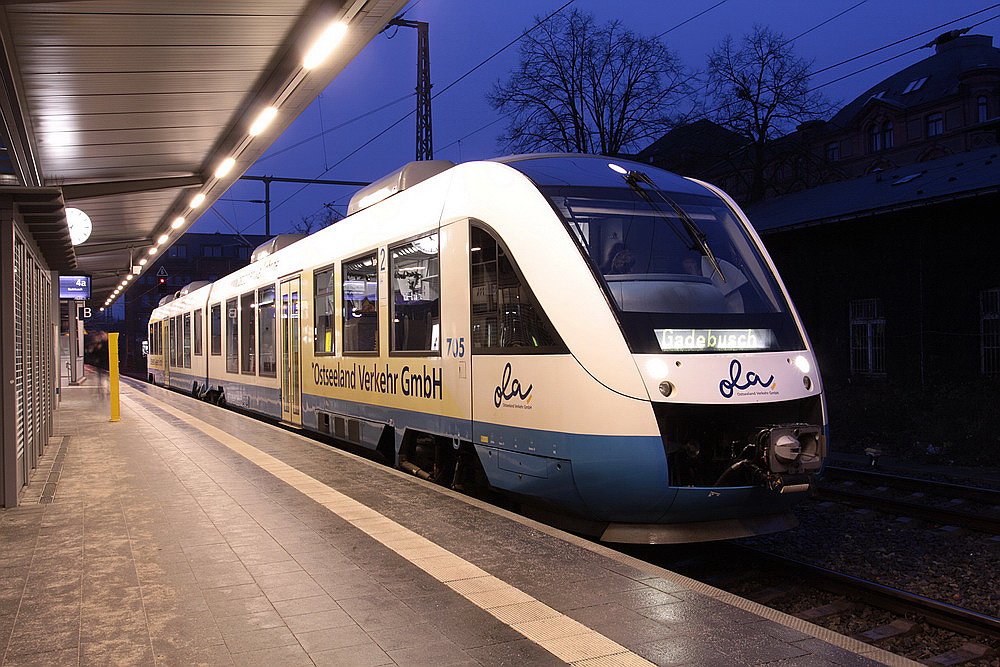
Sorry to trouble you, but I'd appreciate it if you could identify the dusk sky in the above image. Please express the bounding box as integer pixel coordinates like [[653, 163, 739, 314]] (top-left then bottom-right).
[[189, 0, 1000, 238]]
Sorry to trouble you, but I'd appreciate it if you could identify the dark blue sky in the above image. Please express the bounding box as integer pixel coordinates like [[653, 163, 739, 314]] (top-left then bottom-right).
[[191, 0, 1000, 238]]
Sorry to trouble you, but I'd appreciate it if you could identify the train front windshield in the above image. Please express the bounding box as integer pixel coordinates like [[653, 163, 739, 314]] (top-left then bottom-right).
[[505, 156, 804, 354]]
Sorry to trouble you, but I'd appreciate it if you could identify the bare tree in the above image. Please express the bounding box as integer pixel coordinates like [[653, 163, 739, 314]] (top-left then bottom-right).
[[291, 206, 341, 235], [490, 10, 692, 156], [706, 25, 833, 202]]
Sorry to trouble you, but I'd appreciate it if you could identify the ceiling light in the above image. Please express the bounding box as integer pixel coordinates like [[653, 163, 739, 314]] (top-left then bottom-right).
[[157, 234, 169, 245], [171, 216, 185, 229], [125, 274, 132, 282], [214, 157, 236, 179], [99, 307, 104, 312], [189, 193, 206, 209], [139, 258, 147, 266], [148, 247, 158, 255], [303, 21, 348, 70], [249, 107, 278, 136]]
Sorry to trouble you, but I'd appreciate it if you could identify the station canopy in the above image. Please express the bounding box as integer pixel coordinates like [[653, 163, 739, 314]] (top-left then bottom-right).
[[0, 0, 407, 303]]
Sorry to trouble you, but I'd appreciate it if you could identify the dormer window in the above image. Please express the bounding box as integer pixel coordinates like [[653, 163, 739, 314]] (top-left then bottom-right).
[[902, 77, 928, 94], [882, 121, 894, 149], [978, 95, 989, 123]]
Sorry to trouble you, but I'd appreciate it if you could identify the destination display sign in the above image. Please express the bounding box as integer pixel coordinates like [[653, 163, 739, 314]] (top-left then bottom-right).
[[58, 275, 91, 300], [654, 328, 773, 352]]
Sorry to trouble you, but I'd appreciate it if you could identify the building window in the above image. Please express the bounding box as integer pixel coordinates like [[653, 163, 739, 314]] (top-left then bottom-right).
[[391, 234, 440, 353], [926, 113, 944, 137], [258, 286, 276, 377], [194, 309, 203, 356], [204, 245, 223, 258], [343, 253, 379, 353], [237, 246, 251, 259], [168, 245, 187, 258], [471, 225, 564, 353], [850, 298, 886, 376], [882, 121, 893, 149], [240, 291, 256, 374], [226, 298, 238, 372], [982, 288, 1000, 377], [314, 266, 336, 354], [867, 124, 881, 153], [978, 95, 989, 123], [902, 77, 927, 94], [210, 304, 222, 356], [182, 312, 192, 368], [825, 141, 840, 161]]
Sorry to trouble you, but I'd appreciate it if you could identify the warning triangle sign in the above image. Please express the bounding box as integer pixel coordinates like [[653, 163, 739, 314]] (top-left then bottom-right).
[[156, 267, 168, 277]]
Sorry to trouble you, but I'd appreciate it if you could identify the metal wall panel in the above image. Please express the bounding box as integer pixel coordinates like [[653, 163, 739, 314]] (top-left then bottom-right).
[[13, 240, 25, 489]]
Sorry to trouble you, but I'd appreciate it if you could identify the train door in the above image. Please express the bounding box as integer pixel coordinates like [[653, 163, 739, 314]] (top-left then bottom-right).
[[162, 319, 170, 385], [279, 276, 302, 425]]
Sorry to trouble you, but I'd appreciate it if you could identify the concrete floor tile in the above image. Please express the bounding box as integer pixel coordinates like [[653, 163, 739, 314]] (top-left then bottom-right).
[[1, 647, 80, 666], [80, 638, 155, 666], [229, 643, 313, 667], [310, 641, 394, 667], [294, 623, 371, 653], [222, 625, 299, 654], [207, 594, 276, 619], [271, 594, 341, 617], [281, 607, 355, 633]]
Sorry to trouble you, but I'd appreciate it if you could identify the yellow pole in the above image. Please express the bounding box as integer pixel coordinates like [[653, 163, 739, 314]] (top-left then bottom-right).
[[109, 332, 121, 422]]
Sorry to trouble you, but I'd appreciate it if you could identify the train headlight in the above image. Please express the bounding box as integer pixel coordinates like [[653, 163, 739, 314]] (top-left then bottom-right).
[[658, 380, 674, 397], [793, 355, 811, 374], [803, 376, 812, 391]]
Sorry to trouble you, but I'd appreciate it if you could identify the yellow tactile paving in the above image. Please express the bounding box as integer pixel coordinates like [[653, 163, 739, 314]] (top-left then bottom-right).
[[123, 392, 657, 667]]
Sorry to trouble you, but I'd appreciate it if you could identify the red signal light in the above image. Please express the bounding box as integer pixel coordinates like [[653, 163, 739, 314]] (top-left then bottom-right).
[[158, 278, 166, 284]]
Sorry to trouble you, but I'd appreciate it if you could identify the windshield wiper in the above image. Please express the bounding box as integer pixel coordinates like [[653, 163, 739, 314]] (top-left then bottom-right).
[[611, 165, 727, 283]]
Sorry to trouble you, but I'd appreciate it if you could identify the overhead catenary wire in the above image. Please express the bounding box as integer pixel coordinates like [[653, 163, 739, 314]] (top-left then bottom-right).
[[253, 0, 578, 227]]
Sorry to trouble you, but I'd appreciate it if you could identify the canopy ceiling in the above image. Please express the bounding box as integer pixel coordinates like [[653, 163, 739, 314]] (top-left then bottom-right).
[[0, 0, 407, 302]]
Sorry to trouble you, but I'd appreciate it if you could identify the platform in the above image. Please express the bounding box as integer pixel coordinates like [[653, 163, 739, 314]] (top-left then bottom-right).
[[0, 374, 904, 666]]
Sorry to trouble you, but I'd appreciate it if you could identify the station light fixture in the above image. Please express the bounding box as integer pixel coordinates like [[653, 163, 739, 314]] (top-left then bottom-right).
[[99, 307, 104, 312], [125, 274, 132, 282], [249, 107, 278, 136], [171, 216, 185, 229], [148, 247, 158, 255], [189, 193, 206, 209], [157, 233, 169, 245], [139, 258, 147, 266], [303, 20, 348, 70], [214, 157, 236, 179]]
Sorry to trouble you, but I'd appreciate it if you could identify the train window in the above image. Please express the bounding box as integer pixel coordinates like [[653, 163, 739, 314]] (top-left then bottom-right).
[[314, 266, 336, 354], [258, 286, 276, 377], [391, 234, 440, 353], [240, 291, 256, 374], [183, 313, 192, 368], [210, 304, 222, 356], [343, 253, 379, 354], [194, 309, 203, 356], [470, 225, 565, 354], [226, 298, 238, 373]]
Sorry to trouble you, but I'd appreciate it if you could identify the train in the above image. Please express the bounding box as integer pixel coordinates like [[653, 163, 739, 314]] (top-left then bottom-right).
[[147, 154, 827, 543]]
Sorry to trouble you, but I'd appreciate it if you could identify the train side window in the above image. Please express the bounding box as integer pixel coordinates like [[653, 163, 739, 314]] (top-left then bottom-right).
[[210, 304, 222, 356], [194, 309, 203, 356], [226, 298, 238, 373], [314, 266, 336, 354], [258, 286, 276, 377], [343, 253, 379, 354], [240, 291, 256, 374], [167, 317, 174, 366], [183, 312, 192, 368], [390, 234, 440, 354], [470, 225, 565, 354]]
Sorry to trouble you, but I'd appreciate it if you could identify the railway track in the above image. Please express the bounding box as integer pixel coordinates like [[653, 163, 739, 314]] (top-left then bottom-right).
[[816, 466, 1000, 534], [627, 542, 1000, 665]]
